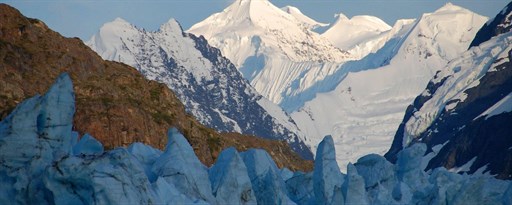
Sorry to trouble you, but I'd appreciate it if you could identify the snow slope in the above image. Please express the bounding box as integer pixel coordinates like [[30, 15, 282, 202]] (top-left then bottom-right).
[[188, 0, 352, 106], [292, 3, 488, 171], [322, 13, 392, 59], [87, 18, 313, 159]]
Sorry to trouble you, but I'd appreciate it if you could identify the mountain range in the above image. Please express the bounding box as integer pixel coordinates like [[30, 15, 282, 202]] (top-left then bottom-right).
[[85, 0, 510, 174], [1, 0, 512, 204], [187, 0, 489, 171], [188, 0, 351, 109], [86, 16, 313, 159]]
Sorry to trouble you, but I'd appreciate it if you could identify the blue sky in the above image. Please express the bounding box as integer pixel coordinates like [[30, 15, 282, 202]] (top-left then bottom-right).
[[4, 0, 510, 40]]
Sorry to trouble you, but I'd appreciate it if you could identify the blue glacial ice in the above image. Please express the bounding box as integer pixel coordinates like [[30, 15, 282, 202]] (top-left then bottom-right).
[[209, 147, 256, 204], [0, 73, 510, 205]]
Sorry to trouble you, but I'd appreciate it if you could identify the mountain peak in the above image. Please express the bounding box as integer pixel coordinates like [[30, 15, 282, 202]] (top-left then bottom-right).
[[159, 18, 183, 34], [281, 5, 301, 15], [434, 2, 466, 13], [102, 17, 134, 31], [334, 13, 349, 21], [236, 0, 269, 4], [189, 0, 303, 37], [226, 0, 293, 24], [113, 17, 128, 23], [322, 13, 391, 52]]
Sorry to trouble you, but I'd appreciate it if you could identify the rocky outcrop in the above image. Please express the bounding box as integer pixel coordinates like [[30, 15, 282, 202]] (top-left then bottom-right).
[[469, 1, 512, 48]]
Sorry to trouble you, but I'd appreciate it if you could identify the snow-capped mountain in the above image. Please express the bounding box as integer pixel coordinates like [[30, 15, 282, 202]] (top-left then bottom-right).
[[188, 0, 352, 106], [386, 2, 512, 179], [281, 5, 328, 30], [1, 76, 510, 204], [291, 3, 488, 171], [321, 13, 392, 59], [87, 18, 313, 159]]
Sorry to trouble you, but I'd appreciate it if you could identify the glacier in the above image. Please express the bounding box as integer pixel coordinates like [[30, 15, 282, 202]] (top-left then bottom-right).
[[0, 73, 510, 204], [291, 3, 488, 172]]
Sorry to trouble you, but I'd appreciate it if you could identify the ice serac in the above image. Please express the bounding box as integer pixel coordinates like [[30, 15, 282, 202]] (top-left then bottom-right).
[[152, 177, 196, 205], [342, 164, 369, 205], [0, 73, 75, 204], [0, 73, 511, 205], [127, 142, 162, 182], [354, 154, 396, 204], [240, 149, 295, 205], [292, 3, 488, 172], [395, 143, 430, 203], [208, 147, 256, 205], [322, 13, 392, 59], [188, 0, 351, 107], [312, 135, 345, 205], [73, 134, 103, 156], [285, 171, 314, 204], [88, 17, 313, 160], [44, 148, 155, 205], [152, 128, 216, 204], [386, 2, 512, 179]]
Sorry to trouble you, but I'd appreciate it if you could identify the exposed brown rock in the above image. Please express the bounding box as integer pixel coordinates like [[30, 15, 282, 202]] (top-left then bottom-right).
[[0, 3, 312, 171]]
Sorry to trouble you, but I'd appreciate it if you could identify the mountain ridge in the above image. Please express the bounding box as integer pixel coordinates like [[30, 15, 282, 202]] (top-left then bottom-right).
[[87, 16, 314, 159], [188, 0, 351, 105]]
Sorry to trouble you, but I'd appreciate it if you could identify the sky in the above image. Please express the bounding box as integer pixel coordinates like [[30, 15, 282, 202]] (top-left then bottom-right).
[[3, 0, 510, 41]]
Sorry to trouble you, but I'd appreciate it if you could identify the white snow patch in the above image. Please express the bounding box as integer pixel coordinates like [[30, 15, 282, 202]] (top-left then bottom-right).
[[476, 92, 512, 120], [213, 109, 242, 133], [421, 141, 449, 170], [449, 157, 476, 173]]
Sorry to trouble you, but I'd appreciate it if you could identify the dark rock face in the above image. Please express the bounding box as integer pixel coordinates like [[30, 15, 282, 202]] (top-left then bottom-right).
[[422, 51, 512, 179], [185, 34, 313, 160], [0, 3, 313, 171], [469, 1, 512, 48], [386, 4, 512, 179]]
